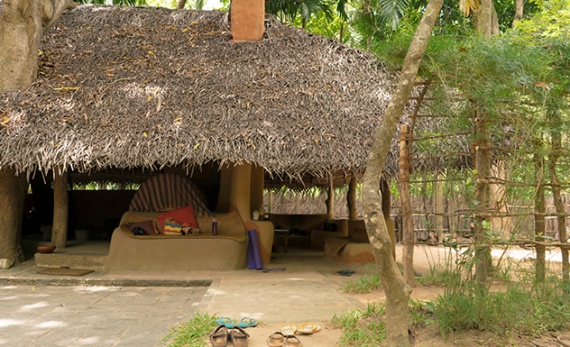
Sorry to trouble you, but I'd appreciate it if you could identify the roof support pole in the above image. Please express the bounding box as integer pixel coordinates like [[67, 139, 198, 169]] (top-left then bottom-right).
[[216, 163, 252, 220], [347, 175, 358, 220], [52, 167, 68, 250], [0, 169, 26, 269], [326, 175, 334, 220]]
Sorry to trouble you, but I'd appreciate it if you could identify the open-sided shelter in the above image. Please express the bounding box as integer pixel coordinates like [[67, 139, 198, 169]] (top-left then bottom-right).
[[0, 4, 397, 270]]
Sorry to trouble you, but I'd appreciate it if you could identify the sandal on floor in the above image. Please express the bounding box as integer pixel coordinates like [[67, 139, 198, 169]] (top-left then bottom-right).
[[280, 325, 297, 335], [297, 322, 320, 334], [239, 317, 258, 328], [229, 326, 249, 347], [209, 325, 229, 347], [267, 331, 285, 347], [284, 335, 302, 347]]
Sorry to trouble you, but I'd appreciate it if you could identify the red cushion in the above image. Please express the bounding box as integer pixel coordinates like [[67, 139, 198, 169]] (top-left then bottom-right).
[[157, 204, 198, 234]]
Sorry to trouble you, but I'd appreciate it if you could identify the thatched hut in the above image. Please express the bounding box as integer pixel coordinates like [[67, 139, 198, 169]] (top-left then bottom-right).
[[0, 4, 397, 268]]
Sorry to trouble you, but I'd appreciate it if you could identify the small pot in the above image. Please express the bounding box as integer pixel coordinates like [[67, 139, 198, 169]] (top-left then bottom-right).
[[37, 245, 56, 254]]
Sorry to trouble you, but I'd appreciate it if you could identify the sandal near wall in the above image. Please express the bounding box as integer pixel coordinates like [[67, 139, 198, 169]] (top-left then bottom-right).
[[229, 326, 249, 347], [209, 325, 229, 347]]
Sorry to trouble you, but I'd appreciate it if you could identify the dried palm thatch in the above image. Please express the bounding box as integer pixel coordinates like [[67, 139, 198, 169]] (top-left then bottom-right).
[[0, 5, 399, 182]]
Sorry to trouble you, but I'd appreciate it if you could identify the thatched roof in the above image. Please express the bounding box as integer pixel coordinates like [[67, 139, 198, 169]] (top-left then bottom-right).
[[0, 5, 397, 181]]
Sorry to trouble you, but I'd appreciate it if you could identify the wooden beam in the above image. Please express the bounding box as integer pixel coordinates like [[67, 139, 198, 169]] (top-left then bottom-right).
[[52, 167, 68, 250]]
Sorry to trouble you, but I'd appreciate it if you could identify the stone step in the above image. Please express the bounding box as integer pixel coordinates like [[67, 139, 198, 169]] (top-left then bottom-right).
[[34, 253, 107, 271]]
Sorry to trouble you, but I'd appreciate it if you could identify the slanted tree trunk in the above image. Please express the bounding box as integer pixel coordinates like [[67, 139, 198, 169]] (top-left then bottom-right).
[[361, 0, 444, 344], [0, 0, 74, 266], [0, 169, 27, 268]]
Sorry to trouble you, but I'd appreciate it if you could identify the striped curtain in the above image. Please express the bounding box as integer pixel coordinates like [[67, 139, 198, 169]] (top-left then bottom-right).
[[129, 173, 212, 217]]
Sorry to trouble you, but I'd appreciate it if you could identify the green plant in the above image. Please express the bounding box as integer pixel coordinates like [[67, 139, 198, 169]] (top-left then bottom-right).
[[433, 278, 570, 339], [342, 273, 382, 293], [164, 311, 218, 347], [332, 303, 387, 346], [416, 265, 462, 287]]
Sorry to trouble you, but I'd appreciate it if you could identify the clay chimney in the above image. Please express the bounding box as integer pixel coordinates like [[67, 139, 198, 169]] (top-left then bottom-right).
[[230, 0, 265, 42]]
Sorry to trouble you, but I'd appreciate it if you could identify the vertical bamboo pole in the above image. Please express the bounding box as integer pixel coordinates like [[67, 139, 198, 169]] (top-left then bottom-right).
[[399, 124, 415, 287], [534, 140, 546, 281], [434, 171, 444, 243], [52, 167, 68, 250], [549, 132, 569, 281], [473, 109, 491, 283]]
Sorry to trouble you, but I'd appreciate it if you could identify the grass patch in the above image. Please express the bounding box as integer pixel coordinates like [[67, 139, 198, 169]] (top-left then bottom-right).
[[416, 265, 462, 286], [434, 278, 570, 339], [343, 273, 382, 293], [164, 311, 217, 347], [332, 303, 387, 346]]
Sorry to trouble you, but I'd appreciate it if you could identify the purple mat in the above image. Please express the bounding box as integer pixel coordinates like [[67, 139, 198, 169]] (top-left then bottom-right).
[[247, 229, 263, 270]]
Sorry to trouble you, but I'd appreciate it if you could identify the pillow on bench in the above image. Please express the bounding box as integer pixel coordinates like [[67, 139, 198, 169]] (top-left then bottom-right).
[[157, 204, 199, 234]]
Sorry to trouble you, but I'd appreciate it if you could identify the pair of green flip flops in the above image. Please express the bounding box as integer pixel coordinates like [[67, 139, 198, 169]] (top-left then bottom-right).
[[215, 317, 259, 329]]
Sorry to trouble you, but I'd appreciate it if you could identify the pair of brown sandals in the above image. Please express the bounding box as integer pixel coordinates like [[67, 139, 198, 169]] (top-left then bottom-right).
[[267, 332, 302, 347], [210, 325, 249, 347]]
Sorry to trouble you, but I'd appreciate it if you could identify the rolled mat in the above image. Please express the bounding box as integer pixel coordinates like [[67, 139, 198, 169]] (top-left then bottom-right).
[[247, 229, 263, 270]]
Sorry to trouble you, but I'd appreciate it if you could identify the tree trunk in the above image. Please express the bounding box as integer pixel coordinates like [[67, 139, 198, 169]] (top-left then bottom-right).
[[512, 0, 524, 27], [52, 168, 68, 250], [0, 0, 74, 264], [534, 140, 546, 282], [361, 0, 443, 344], [0, 0, 74, 91], [399, 124, 416, 287], [177, 0, 187, 9], [473, 0, 499, 38], [0, 169, 27, 268]]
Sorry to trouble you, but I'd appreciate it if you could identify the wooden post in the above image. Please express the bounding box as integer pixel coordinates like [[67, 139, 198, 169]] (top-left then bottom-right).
[[434, 171, 444, 243], [399, 124, 416, 287], [326, 175, 335, 220], [52, 167, 69, 250], [347, 174, 358, 220]]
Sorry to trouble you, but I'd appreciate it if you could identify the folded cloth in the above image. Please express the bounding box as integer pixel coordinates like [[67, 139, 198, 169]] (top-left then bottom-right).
[[163, 219, 183, 235]]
